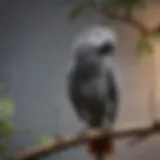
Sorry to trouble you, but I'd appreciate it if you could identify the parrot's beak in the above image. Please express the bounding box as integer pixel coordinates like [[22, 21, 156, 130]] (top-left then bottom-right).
[[98, 42, 115, 56]]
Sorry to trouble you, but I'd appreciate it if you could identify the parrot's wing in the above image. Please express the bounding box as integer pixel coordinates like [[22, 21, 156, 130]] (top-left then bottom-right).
[[106, 69, 119, 123], [67, 67, 86, 121]]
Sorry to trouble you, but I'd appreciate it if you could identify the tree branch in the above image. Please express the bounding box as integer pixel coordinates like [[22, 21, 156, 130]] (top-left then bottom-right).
[[99, 8, 150, 36], [8, 122, 160, 160], [90, 1, 150, 36]]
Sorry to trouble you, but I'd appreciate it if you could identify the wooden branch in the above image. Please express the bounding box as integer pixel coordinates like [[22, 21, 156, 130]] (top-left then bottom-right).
[[101, 9, 150, 36], [90, 3, 151, 37], [8, 122, 160, 160]]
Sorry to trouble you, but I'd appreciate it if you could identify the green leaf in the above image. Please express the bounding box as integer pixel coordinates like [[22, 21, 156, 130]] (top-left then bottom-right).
[[0, 121, 14, 137], [150, 25, 160, 41], [136, 37, 153, 55], [0, 97, 15, 120], [0, 144, 6, 154], [69, 0, 94, 21], [0, 144, 6, 159], [38, 136, 55, 147]]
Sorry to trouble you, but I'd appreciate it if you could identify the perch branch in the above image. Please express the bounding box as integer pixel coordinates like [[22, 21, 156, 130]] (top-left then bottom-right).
[[8, 121, 160, 160]]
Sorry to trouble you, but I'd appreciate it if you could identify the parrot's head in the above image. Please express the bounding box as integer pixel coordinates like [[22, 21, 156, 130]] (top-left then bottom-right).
[[71, 25, 117, 69]]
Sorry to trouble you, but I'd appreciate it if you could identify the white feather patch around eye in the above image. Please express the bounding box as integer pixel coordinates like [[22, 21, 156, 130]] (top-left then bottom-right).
[[71, 25, 117, 54]]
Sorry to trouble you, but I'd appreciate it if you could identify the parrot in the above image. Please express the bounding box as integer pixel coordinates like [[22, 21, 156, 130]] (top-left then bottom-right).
[[67, 25, 119, 159]]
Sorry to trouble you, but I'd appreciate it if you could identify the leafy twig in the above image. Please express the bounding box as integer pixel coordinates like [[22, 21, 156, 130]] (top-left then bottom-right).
[[99, 8, 150, 36]]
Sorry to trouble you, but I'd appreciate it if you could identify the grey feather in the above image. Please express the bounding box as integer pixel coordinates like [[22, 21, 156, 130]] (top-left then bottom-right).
[[67, 25, 119, 127]]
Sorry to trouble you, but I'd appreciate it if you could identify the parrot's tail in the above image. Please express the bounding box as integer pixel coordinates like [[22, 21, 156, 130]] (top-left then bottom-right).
[[87, 134, 115, 156]]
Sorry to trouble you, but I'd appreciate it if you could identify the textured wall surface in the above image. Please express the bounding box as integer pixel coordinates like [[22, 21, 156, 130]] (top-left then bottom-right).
[[0, 0, 160, 159]]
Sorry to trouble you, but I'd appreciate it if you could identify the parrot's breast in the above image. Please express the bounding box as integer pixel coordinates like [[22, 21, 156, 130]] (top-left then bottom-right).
[[80, 78, 107, 101], [68, 67, 110, 125]]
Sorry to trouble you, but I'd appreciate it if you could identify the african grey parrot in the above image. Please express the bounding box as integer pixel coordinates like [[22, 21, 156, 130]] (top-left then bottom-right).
[[67, 25, 119, 158]]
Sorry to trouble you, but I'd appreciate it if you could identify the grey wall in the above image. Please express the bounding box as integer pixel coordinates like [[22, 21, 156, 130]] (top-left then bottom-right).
[[1, 0, 160, 160]]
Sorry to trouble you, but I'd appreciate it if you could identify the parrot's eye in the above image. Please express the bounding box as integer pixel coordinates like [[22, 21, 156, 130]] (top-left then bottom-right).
[[97, 42, 115, 56]]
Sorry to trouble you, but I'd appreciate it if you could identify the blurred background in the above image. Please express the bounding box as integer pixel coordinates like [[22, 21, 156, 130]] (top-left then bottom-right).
[[0, 0, 160, 159]]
